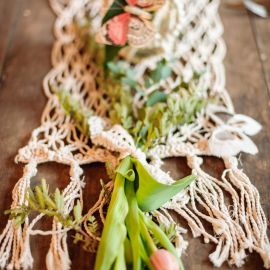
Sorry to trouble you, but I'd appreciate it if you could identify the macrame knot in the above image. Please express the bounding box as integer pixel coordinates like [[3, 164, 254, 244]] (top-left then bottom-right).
[[70, 162, 83, 178], [223, 156, 238, 169], [187, 155, 203, 169], [25, 160, 38, 176]]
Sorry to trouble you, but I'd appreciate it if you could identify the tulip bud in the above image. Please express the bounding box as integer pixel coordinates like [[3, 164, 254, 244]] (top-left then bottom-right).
[[150, 249, 179, 270]]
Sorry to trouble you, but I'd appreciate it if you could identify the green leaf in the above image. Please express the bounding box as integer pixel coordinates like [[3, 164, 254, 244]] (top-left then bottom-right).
[[149, 60, 172, 83], [133, 158, 196, 211], [35, 186, 45, 209], [105, 46, 123, 63], [41, 178, 48, 194], [146, 91, 168, 107], [139, 213, 157, 255], [113, 243, 126, 270], [102, 0, 126, 24], [73, 201, 82, 223], [117, 168, 135, 182], [121, 77, 137, 88], [56, 90, 92, 136], [87, 216, 98, 234], [139, 237, 152, 268], [124, 238, 133, 264], [54, 188, 62, 211], [107, 61, 123, 74], [43, 194, 57, 210]]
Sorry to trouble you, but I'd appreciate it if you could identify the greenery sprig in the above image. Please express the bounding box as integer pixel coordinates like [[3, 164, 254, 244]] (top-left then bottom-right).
[[105, 60, 207, 150], [56, 90, 92, 137], [54, 22, 209, 152], [5, 179, 98, 252]]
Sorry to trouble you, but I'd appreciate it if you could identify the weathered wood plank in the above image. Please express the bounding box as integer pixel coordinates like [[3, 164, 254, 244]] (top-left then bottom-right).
[[250, 15, 270, 94], [0, 0, 24, 80], [221, 4, 270, 220], [222, 1, 270, 240], [0, 0, 55, 269]]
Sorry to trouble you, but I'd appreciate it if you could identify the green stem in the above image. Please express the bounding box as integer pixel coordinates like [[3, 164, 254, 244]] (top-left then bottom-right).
[[94, 157, 131, 270], [125, 180, 141, 270], [139, 214, 157, 255], [113, 242, 126, 270], [139, 210, 184, 270], [139, 238, 154, 270]]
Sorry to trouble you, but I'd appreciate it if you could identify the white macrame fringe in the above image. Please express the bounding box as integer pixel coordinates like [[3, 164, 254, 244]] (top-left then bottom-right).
[[0, 160, 84, 270], [165, 155, 270, 268], [46, 221, 71, 270], [223, 157, 270, 268], [46, 162, 84, 270], [0, 161, 37, 269]]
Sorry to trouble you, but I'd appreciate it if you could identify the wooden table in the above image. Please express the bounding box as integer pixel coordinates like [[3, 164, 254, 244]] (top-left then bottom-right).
[[0, 1, 269, 269]]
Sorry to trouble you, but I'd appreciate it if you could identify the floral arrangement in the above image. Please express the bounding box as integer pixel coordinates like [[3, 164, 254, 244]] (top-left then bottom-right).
[[1, 0, 269, 270], [6, 1, 200, 269]]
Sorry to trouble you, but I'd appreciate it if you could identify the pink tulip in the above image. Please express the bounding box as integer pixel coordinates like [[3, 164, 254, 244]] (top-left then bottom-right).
[[150, 249, 179, 270]]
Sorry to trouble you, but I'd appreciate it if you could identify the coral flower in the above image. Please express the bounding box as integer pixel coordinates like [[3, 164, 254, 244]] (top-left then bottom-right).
[[127, 0, 137, 5], [150, 249, 179, 270]]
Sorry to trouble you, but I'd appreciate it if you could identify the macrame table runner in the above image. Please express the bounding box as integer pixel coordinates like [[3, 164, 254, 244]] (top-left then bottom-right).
[[0, 0, 269, 269]]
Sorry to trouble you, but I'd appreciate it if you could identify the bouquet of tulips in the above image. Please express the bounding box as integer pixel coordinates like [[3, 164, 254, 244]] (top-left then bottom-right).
[[94, 156, 195, 270]]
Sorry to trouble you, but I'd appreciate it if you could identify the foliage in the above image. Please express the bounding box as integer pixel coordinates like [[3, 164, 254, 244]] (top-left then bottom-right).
[[5, 179, 77, 228], [94, 156, 131, 270], [56, 90, 92, 136], [132, 158, 195, 211], [5, 179, 98, 252], [56, 24, 208, 151], [105, 60, 207, 150]]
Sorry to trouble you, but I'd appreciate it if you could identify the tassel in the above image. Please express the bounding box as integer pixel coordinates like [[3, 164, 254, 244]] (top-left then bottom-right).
[[0, 161, 37, 269], [223, 157, 270, 268], [166, 155, 270, 268], [18, 222, 34, 270], [46, 162, 84, 270], [46, 222, 71, 270], [168, 155, 253, 267]]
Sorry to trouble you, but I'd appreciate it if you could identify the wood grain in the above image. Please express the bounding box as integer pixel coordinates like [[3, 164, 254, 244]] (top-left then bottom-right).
[[0, 0, 23, 78], [0, 0, 54, 268], [251, 15, 270, 94], [0, 1, 269, 270]]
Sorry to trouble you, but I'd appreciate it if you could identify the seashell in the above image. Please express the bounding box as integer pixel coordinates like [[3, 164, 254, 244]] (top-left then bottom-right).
[[208, 125, 258, 157], [227, 114, 262, 136]]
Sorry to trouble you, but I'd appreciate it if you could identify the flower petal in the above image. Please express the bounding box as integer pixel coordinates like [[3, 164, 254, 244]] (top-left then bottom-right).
[[108, 13, 130, 45]]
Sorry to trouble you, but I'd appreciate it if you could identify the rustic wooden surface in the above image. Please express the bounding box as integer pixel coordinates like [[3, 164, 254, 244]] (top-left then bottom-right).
[[0, 1, 269, 269]]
